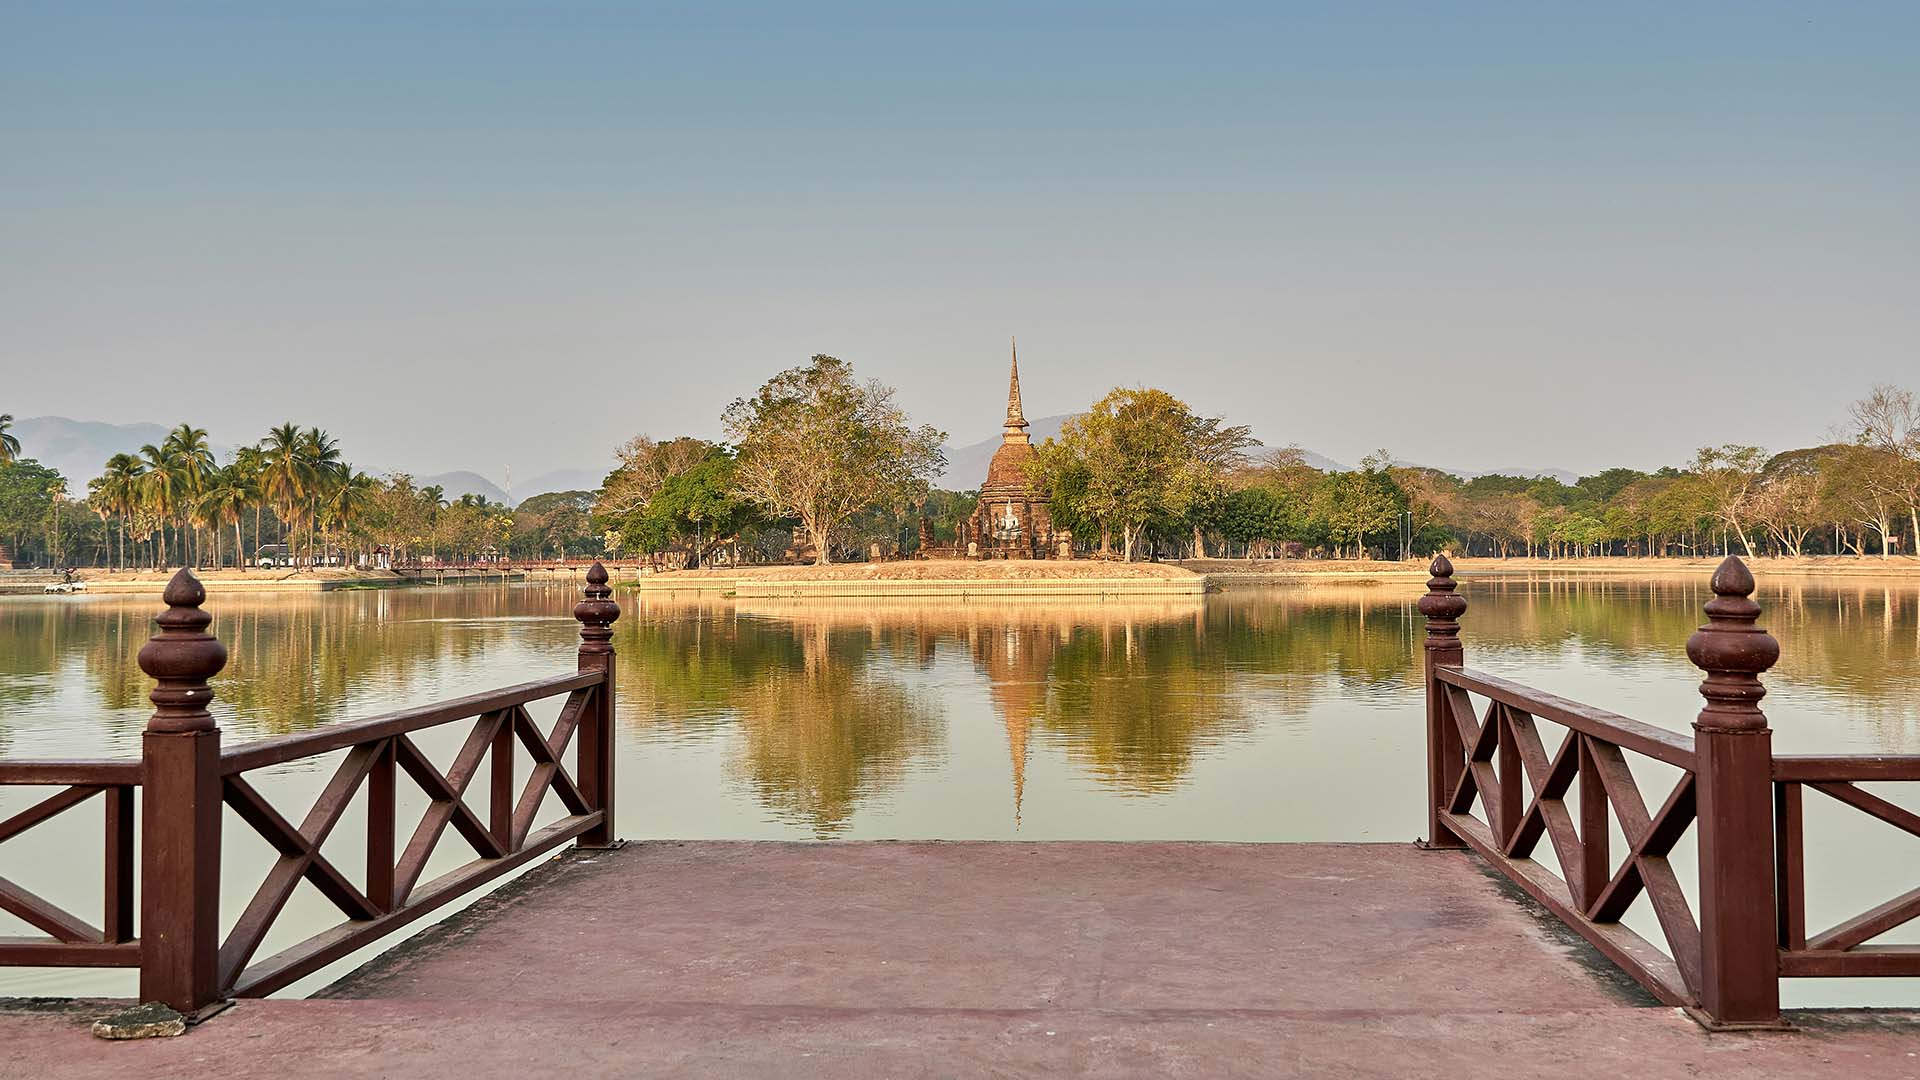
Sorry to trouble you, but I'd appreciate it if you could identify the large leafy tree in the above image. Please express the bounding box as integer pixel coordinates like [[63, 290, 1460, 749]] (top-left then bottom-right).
[[0, 459, 63, 565], [724, 356, 945, 565], [1313, 452, 1406, 559], [1028, 387, 1250, 561], [0, 414, 19, 464]]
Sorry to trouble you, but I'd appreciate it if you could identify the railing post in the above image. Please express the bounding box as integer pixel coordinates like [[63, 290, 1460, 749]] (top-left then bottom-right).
[[1686, 555, 1781, 1027], [1418, 554, 1467, 849], [137, 569, 227, 1013], [574, 561, 621, 848]]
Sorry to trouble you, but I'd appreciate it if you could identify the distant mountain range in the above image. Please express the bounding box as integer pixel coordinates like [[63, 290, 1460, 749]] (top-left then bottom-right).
[[936, 414, 1575, 488], [416, 468, 603, 505], [8, 417, 601, 507]]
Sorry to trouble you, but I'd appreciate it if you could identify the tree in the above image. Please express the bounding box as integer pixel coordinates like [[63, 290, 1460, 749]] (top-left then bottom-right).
[[261, 423, 308, 563], [90, 452, 144, 569], [596, 436, 716, 518], [1850, 384, 1920, 553], [0, 415, 18, 464], [1690, 445, 1768, 557], [197, 462, 258, 570], [1313, 452, 1404, 559], [1028, 387, 1246, 561], [724, 356, 945, 565], [0, 459, 63, 565]]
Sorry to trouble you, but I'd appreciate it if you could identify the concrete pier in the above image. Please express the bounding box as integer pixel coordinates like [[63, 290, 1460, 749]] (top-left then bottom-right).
[[3, 842, 1914, 1077]]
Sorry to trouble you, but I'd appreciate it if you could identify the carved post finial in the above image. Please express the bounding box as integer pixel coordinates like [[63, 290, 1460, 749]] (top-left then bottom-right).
[[574, 560, 620, 655], [1417, 553, 1466, 653], [1686, 555, 1778, 732], [137, 568, 227, 734]]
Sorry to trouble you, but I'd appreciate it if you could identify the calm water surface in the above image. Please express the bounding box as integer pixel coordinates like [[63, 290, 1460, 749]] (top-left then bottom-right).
[[2, 576, 1916, 1005]]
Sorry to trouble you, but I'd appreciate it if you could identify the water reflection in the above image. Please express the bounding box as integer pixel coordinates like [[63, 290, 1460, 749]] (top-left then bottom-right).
[[1, 576, 1916, 832]]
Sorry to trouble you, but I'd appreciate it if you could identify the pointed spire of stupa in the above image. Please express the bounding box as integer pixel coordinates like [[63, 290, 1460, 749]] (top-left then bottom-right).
[[1008, 708, 1029, 829], [1004, 337, 1030, 443]]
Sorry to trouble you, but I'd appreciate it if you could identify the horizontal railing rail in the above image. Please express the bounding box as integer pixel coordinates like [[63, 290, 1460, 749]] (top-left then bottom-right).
[[220, 671, 604, 775], [0, 561, 622, 1015], [1436, 667, 1696, 768]]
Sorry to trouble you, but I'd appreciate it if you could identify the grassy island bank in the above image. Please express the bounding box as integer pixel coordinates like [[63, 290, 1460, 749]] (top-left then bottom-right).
[[633, 554, 1920, 600], [631, 559, 1207, 598]]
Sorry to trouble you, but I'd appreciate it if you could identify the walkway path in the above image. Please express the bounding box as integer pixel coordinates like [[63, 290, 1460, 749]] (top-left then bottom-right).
[[4, 842, 1915, 1077]]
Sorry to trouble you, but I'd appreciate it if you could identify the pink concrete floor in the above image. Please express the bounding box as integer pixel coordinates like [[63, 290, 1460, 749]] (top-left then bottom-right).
[[3, 842, 1916, 1078]]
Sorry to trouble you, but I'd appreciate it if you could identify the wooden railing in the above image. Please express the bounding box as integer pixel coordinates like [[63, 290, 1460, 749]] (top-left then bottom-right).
[[0, 562, 620, 1014], [0, 762, 139, 970], [1421, 553, 1920, 1029], [1773, 755, 1920, 979]]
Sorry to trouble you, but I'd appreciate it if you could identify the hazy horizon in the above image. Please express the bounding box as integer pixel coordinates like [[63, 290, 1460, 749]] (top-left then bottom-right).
[[7, 3, 1916, 481]]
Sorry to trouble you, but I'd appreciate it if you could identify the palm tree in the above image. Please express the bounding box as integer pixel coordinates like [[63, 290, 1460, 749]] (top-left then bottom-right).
[[90, 453, 144, 569], [298, 428, 344, 567], [324, 469, 376, 566], [137, 443, 183, 567], [232, 445, 268, 565], [0, 414, 19, 464], [197, 464, 257, 571], [163, 425, 215, 566], [261, 423, 307, 565], [422, 484, 446, 561]]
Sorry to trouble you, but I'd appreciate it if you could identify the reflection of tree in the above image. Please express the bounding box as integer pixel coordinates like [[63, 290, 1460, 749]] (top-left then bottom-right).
[[619, 598, 943, 836], [1040, 617, 1251, 795], [69, 587, 557, 738], [1457, 576, 1920, 748]]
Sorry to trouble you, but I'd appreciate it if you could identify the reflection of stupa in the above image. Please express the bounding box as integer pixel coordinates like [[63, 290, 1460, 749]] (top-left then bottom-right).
[[963, 620, 1063, 826]]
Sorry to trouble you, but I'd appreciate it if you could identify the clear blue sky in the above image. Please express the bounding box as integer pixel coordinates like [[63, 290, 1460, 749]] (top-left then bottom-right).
[[5, 2, 1917, 482]]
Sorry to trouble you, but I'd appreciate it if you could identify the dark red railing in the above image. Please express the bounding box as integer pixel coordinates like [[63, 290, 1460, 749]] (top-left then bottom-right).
[[0, 762, 138, 969], [1773, 755, 1920, 979], [1421, 554, 1920, 1029], [0, 562, 620, 1014]]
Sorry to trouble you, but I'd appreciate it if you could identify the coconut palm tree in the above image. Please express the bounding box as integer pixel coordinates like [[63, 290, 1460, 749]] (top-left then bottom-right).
[[89, 453, 145, 569], [298, 428, 344, 567], [232, 445, 268, 565], [0, 414, 19, 464], [136, 443, 185, 567], [323, 469, 376, 565], [261, 423, 308, 565], [197, 463, 258, 570], [163, 425, 215, 566]]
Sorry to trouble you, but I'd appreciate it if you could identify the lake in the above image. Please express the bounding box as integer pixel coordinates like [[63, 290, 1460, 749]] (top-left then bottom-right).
[[2, 575, 1916, 1005]]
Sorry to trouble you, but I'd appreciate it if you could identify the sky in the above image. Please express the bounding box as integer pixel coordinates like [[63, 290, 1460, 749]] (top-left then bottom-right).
[[5, 2, 1917, 485]]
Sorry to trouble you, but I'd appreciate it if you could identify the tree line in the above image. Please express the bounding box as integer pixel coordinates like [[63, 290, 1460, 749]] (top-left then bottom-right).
[[6, 376, 1916, 571], [596, 372, 1920, 565], [0, 415, 599, 570]]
